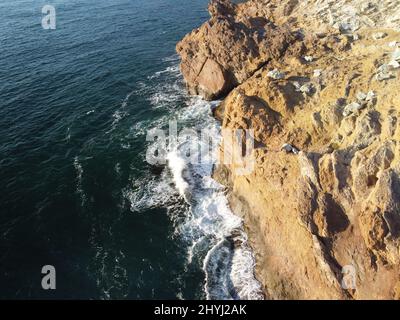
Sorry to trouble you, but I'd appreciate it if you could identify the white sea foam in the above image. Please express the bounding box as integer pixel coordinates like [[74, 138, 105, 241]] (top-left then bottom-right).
[[148, 82, 185, 110], [162, 54, 180, 62], [123, 172, 178, 213], [167, 150, 191, 201], [121, 90, 134, 108], [111, 109, 128, 127], [129, 116, 169, 139], [65, 127, 71, 142], [89, 225, 129, 299], [167, 101, 263, 299], [147, 61, 186, 111], [107, 90, 134, 133], [148, 65, 180, 79], [128, 61, 264, 300], [73, 156, 86, 206]]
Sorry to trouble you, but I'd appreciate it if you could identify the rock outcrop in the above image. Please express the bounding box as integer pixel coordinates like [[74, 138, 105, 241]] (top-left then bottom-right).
[[178, 0, 400, 299], [176, 0, 295, 100]]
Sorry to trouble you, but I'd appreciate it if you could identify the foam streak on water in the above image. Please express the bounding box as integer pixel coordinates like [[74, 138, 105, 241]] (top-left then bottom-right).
[[130, 59, 264, 300]]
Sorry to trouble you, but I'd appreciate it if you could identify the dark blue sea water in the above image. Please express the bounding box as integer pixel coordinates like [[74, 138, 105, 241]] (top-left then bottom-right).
[[0, 0, 263, 299]]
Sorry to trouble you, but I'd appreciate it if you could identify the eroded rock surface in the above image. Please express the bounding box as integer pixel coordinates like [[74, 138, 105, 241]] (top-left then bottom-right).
[[178, 0, 400, 299], [176, 0, 295, 100]]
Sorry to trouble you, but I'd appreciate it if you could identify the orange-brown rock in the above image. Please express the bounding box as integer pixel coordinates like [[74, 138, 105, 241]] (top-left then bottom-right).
[[179, 0, 400, 299], [176, 0, 295, 100]]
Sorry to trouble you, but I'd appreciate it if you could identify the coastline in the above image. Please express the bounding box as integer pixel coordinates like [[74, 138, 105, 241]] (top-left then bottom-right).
[[177, 0, 400, 299], [212, 163, 268, 297]]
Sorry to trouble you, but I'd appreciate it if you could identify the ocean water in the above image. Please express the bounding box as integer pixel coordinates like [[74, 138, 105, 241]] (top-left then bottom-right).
[[0, 0, 263, 299]]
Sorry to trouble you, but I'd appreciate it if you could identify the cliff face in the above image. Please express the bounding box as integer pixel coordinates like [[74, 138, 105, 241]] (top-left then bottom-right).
[[177, 0, 400, 299], [176, 0, 295, 100]]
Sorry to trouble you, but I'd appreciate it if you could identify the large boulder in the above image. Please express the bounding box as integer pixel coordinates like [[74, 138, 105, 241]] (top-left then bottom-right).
[[176, 0, 295, 100]]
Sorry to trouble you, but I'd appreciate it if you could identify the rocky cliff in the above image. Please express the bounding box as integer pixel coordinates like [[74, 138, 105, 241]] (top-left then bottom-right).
[[177, 0, 400, 299]]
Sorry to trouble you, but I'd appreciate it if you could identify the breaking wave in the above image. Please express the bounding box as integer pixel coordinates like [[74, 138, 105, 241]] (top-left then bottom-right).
[[165, 104, 264, 300], [127, 57, 264, 300]]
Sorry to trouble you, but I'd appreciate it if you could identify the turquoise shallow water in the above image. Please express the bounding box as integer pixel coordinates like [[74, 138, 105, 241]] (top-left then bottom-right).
[[0, 0, 263, 300]]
